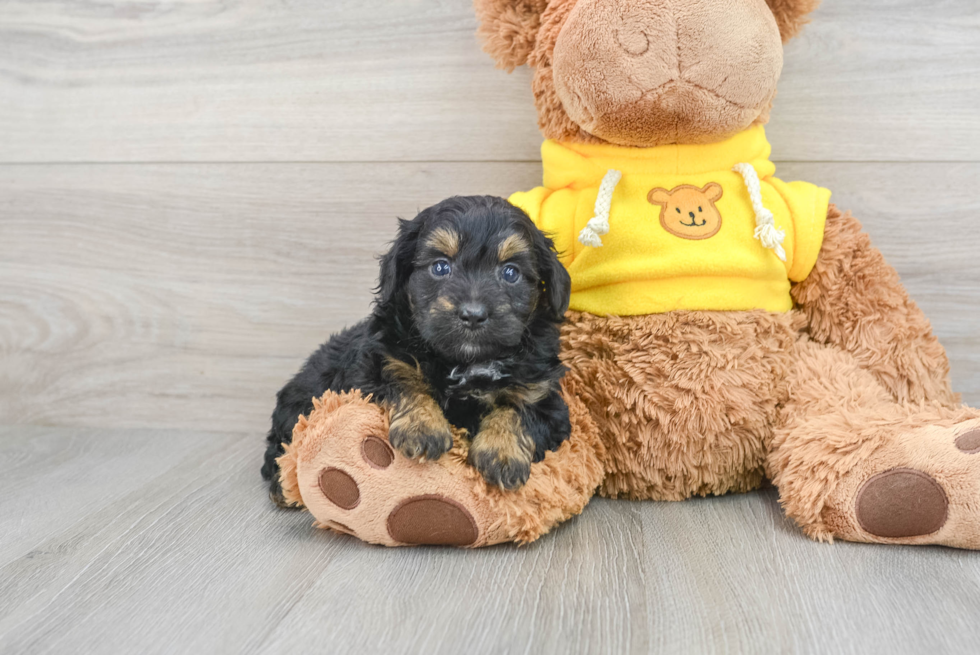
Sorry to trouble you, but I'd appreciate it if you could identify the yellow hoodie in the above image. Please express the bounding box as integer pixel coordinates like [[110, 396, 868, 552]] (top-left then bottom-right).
[[509, 125, 831, 316]]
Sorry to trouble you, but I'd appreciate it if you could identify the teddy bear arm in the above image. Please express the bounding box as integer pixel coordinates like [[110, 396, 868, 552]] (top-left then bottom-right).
[[791, 205, 957, 406]]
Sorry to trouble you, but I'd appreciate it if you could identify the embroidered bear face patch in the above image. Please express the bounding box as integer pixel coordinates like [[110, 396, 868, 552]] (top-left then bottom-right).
[[647, 183, 724, 240]]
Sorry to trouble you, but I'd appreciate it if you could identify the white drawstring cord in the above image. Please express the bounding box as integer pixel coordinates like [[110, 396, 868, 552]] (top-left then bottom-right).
[[577, 169, 622, 248], [733, 163, 786, 262]]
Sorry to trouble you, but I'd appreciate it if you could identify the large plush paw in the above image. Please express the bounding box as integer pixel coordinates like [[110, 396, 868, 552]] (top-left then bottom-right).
[[276, 388, 604, 547], [820, 417, 980, 549], [279, 392, 487, 546], [388, 400, 454, 462]]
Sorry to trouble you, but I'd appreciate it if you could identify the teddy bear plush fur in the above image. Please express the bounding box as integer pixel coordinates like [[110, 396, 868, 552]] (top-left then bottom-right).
[[278, 0, 980, 548]]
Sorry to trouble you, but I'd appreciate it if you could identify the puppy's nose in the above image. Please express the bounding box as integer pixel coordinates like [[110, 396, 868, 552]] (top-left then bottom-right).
[[459, 303, 489, 328]]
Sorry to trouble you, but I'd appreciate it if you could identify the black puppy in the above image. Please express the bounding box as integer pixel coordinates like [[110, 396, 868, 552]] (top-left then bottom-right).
[[261, 195, 572, 505]]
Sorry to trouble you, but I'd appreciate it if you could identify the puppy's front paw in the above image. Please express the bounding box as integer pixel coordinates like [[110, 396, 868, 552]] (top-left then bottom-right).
[[469, 445, 531, 491], [469, 408, 533, 490], [389, 401, 454, 461], [269, 484, 297, 510]]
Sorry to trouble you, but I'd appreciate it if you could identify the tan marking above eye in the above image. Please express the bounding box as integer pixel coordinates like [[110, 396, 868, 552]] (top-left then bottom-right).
[[497, 233, 530, 261], [425, 227, 460, 258]]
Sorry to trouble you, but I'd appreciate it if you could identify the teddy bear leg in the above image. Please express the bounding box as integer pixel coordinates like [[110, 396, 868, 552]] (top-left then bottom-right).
[[276, 387, 604, 547], [793, 206, 959, 408], [559, 309, 801, 501], [769, 338, 980, 549]]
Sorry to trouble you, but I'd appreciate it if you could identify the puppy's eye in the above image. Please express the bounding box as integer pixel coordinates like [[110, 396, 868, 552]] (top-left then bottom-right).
[[431, 260, 452, 278], [500, 264, 521, 284]]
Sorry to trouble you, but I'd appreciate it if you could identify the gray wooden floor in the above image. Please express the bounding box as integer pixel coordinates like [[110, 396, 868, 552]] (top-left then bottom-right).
[[1, 1, 979, 653]]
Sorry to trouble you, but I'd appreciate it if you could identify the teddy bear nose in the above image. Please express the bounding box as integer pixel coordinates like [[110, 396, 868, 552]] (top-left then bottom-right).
[[689, 211, 697, 219], [459, 303, 489, 328]]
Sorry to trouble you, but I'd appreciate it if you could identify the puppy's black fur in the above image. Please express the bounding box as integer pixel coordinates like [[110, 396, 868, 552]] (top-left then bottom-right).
[[261, 196, 572, 504]]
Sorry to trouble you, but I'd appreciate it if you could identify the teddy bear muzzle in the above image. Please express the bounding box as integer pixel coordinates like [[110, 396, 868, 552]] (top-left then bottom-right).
[[551, 0, 784, 146]]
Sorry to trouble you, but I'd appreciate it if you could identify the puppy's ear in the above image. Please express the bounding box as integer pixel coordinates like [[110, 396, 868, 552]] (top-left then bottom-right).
[[531, 227, 571, 321], [377, 210, 428, 306], [765, 0, 821, 42], [474, 0, 549, 72]]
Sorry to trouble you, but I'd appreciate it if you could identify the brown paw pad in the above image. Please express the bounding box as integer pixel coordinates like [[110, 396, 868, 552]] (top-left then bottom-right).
[[955, 428, 980, 454], [318, 467, 360, 510], [855, 468, 948, 538], [386, 495, 479, 546], [361, 435, 394, 469]]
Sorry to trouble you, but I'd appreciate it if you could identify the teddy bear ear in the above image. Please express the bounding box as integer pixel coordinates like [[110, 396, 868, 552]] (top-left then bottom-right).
[[764, 0, 822, 42], [702, 183, 724, 202], [474, 0, 550, 72], [647, 188, 671, 206]]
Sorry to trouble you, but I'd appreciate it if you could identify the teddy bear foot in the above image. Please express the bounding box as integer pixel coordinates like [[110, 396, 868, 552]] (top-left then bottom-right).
[[277, 390, 499, 546], [276, 388, 604, 547], [819, 418, 980, 549]]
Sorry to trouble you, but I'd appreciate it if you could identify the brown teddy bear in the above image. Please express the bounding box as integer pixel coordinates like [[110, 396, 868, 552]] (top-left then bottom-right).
[[278, 0, 980, 548]]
